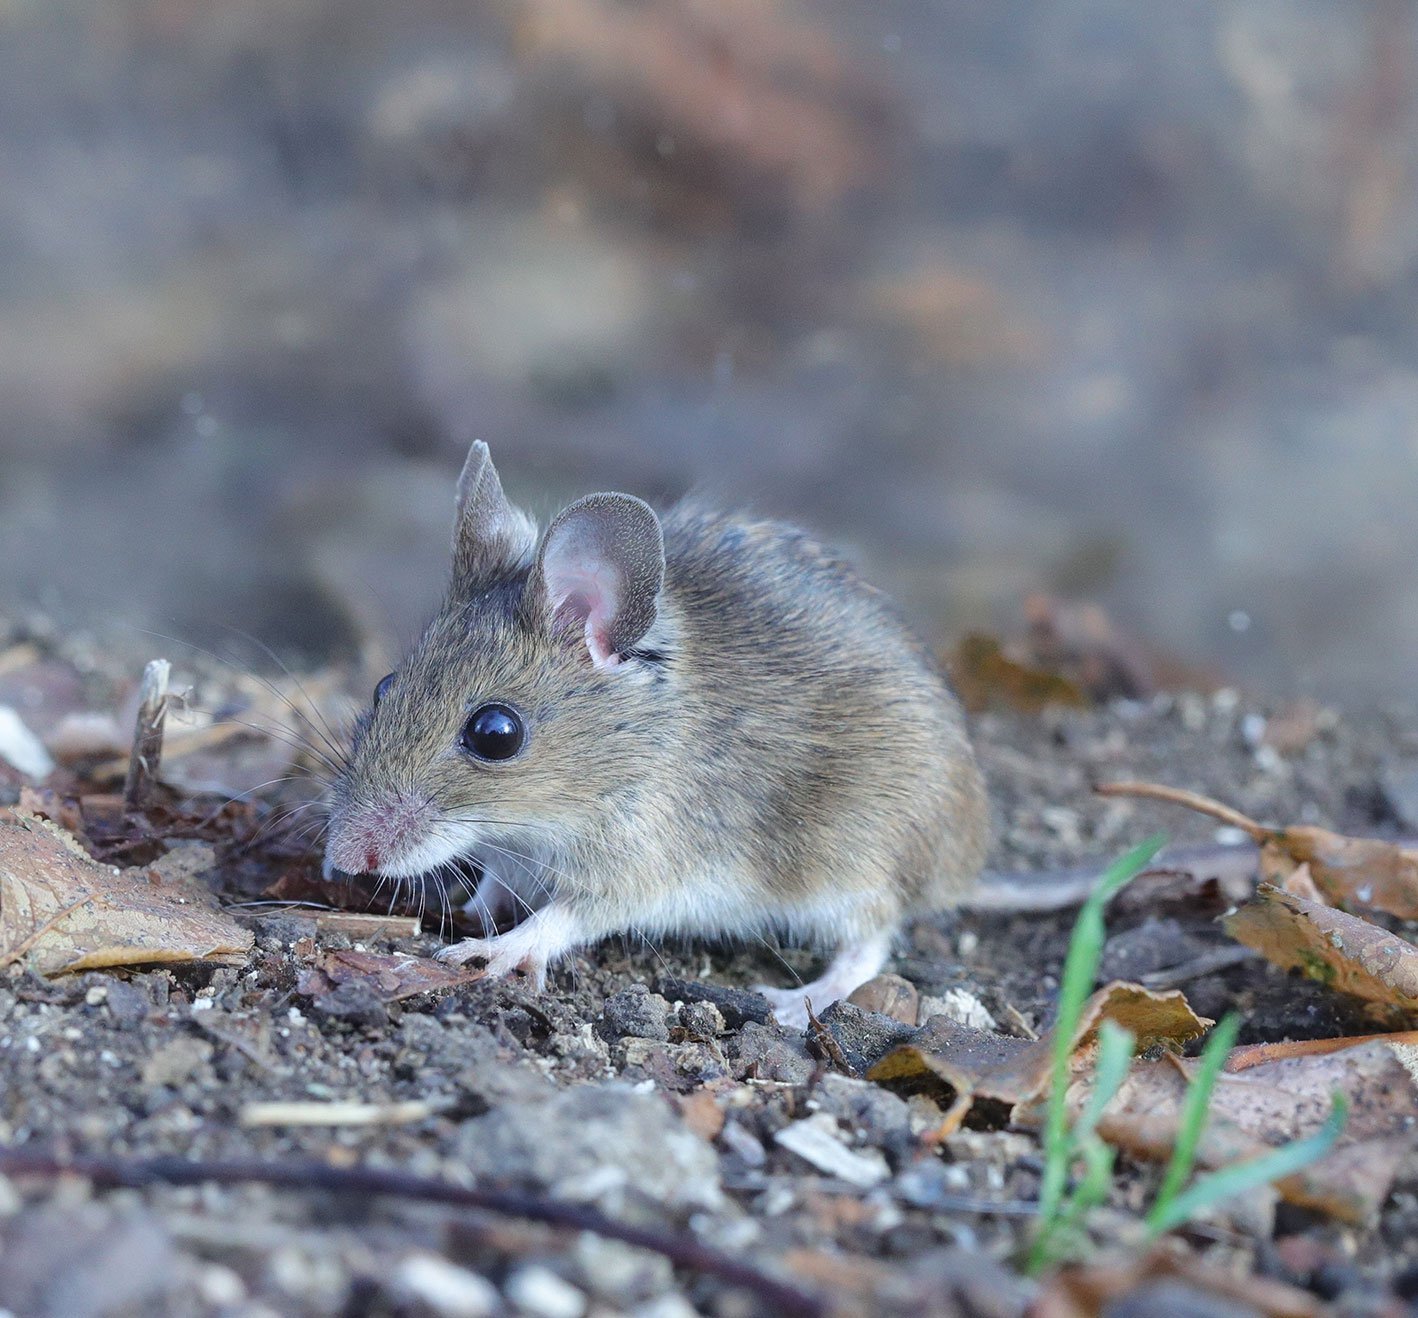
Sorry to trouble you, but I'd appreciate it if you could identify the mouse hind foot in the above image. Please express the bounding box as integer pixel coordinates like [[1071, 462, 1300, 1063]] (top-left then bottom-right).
[[755, 932, 892, 1031]]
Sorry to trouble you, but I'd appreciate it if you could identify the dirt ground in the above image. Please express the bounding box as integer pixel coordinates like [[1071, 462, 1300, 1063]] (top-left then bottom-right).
[[2, 632, 1417, 1317]]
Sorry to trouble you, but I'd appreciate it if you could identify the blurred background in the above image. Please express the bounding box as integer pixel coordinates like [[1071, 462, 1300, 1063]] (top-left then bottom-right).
[[1, 0, 1416, 700]]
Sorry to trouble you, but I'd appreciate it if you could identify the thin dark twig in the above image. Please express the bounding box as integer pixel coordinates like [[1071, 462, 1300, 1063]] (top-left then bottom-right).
[[0, 1147, 825, 1317]]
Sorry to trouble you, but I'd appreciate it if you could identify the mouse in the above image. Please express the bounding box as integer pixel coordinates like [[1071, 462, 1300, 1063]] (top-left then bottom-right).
[[323, 442, 989, 1028]]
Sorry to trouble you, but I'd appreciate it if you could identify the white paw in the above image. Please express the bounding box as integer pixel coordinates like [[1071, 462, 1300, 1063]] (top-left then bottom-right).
[[435, 937, 492, 967], [435, 935, 549, 989]]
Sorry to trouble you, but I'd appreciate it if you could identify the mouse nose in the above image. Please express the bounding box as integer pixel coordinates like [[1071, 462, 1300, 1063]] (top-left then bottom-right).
[[326, 792, 431, 875]]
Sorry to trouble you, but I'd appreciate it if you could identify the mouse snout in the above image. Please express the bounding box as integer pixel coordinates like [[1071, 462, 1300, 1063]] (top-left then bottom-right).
[[325, 791, 434, 876]]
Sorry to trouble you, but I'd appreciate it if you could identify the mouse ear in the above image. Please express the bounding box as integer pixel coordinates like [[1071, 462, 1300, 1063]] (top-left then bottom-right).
[[533, 493, 665, 670], [452, 442, 537, 581]]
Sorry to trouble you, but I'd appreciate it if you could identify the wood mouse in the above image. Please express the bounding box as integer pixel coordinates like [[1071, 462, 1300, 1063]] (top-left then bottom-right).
[[323, 443, 988, 1027]]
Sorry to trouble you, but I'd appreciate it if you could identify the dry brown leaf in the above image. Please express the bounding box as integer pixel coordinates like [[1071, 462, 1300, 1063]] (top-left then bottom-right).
[[1098, 780, 1418, 919], [1257, 828, 1418, 920], [1090, 1036, 1418, 1223], [297, 948, 483, 1003], [1224, 883, 1418, 1015], [868, 981, 1208, 1110], [0, 810, 252, 973]]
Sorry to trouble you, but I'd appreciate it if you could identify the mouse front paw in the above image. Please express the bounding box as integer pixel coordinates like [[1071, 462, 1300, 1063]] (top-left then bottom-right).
[[436, 935, 548, 988], [434, 904, 584, 991]]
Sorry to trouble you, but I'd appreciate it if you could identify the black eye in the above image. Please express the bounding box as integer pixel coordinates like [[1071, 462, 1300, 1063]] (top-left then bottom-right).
[[373, 672, 396, 706], [460, 703, 525, 761]]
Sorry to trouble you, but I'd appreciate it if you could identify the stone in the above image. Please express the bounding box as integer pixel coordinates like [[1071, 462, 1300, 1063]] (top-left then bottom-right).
[[727, 1022, 815, 1084], [846, 974, 919, 1024], [140, 1036, 213, 1089], [598, 985, 671, 1041], [453, 1084, 723, 1213], [504, 1266, 585, 1318], [391, 1253, 497, 1317], [306, 980, 390, 1030], [656, 976, 771, 1029], [815, 1000, 915, 1074], [773, 1112, 890, 1187]]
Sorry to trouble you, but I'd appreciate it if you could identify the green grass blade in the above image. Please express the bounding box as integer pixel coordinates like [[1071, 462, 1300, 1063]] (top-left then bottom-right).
[[1036, 835, 1168, 1225], [1028, 834, 1168, 1273], [1146, 1093, 1348, 1236], [1146, 1012, 1240, 1228]]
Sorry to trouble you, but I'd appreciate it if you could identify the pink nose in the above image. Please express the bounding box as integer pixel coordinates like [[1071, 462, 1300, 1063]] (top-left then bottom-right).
[[327, 794, 428, 874]]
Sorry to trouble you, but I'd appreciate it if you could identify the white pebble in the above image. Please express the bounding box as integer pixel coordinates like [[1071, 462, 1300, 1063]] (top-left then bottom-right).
[[774, 1113, 890, 1187], [0, 707, 53, 780], [504, 1266, 586, 1318], [393, 1254, 497, 1318]]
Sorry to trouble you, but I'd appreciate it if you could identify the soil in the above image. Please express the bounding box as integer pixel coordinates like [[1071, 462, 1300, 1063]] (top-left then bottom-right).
[[3, 634, 1418, 1317]]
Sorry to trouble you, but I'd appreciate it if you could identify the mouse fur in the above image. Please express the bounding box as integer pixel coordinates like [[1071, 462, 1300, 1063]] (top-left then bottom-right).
[[324, 442, 988, 1026]]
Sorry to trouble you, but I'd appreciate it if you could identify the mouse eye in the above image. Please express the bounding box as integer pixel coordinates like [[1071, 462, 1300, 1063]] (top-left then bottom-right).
[[373, 672, 396, 706], [460, 703, 526, 762]]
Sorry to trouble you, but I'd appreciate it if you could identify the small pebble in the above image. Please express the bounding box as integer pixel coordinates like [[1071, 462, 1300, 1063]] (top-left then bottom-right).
[[392, 1254, 497, 1318], [505, 1265, 586, 1318], [846, 974, 918, 1024]]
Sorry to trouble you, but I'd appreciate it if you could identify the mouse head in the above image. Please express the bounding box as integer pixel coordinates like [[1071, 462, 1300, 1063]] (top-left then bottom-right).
[[324, 443, 672, 881]]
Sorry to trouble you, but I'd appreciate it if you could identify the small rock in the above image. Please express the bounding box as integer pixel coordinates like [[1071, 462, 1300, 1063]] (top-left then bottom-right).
[[814, 1000, 915, 1074], [678, 1000, 725, 1037], [140, 1036, 213, 1089], [392, 1253, 497, 1318], [0, 706, 53, 780], [627, 1297, 700, 1318], [1099, 917, 1207, 983], [572, 1235, 671, 1305], [454, 1084, 723, 1213], [718, 1118, 767, 1168], [656, 976, 770, 1028], [812, 1073, 913, 1159], [728, 1022, 815, 1084], [307, 980, 390, 1030], [847, 974, 919, 1024], [918, 987, 997, 1032], [774, 1112, 890, 1187], [505, 1266, 585, 1318], [598, 985, 671, 1041], [1381, 764, 1418, 832], [101, 977, 152, 1026]]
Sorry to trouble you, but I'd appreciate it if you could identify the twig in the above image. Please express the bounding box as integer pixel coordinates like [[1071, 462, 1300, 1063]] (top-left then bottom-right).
[[0, 1147, 825, 1317], [1140, 945, 1259, 991], [805, 999, 858, 1077], [239, 1100, 438, 1128], [123, 659, 171, 810], [1094, 780, 1264, 838]]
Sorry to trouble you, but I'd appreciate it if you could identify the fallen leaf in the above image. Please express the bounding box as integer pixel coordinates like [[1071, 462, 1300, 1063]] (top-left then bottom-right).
[[869, 981, 1208, 1111], [1088, 1036, 1418, 1224], [0, 811, 252, 974], [297, 948, 482, 1003], [1257, 828, 1418, 921], [1098, 780, 1418, 920], [1224, 884, 1418, 1016]]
